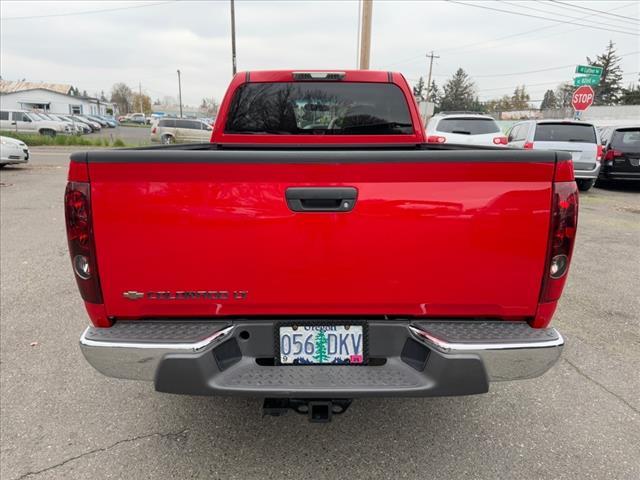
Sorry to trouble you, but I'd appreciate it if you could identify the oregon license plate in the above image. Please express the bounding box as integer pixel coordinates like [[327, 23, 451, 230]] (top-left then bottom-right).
[[278, 325, 365, 365]]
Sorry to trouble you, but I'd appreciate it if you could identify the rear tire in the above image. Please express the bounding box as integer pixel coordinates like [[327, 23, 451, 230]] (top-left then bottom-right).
[[162, 135, 174, 145], [577, 179, 594, 191]]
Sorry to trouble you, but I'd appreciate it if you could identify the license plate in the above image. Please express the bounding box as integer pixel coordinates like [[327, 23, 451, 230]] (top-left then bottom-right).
[[278, 324, 365, 365]]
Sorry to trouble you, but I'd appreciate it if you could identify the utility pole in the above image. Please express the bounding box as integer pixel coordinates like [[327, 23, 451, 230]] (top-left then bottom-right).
[[138, 81, 143, 113], [358, 0, 373, 70], [177, 69, 183, 118], [230, 0, 237, 76], [425, 51, 440, 102]]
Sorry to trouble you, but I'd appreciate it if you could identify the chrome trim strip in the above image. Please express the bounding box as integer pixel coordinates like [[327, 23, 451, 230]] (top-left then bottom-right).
[[408, 325, 564, 353], [408, 324, 564, 382], [79, 325, 234, 381], [80, 325, 234, 352]]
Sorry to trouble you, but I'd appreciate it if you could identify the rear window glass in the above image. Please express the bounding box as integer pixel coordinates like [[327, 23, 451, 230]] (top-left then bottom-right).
[[435, 117, 500, 135], [534, 123, 596, 143], [158, 119, 174, 127], [225, 82, 413, 135], [611, 128, 640, 150]]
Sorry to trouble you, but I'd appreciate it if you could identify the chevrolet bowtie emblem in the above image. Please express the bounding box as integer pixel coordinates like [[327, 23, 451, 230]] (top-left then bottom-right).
[[122, 291, 144, 300]]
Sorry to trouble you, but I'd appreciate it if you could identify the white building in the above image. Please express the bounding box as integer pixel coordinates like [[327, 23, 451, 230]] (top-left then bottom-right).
[[0, 81, 117, 116]]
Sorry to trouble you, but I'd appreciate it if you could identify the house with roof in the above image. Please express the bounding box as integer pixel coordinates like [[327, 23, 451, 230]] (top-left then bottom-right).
[[0, 80, 118, 116]]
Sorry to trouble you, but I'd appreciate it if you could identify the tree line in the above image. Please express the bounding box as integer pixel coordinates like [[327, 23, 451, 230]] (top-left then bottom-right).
[[413, 41, 639, 113]]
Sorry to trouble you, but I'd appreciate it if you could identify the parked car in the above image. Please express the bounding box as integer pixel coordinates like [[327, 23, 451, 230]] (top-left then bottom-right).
[[70, 70, 572, 422], [0, 135, 29, 167], [597, 125, 640, 184], [0, 109, 72, 136], [41, 113, 84, 135], [425, 112, 507, 146], [84, 115, 108, 128], [94, 115, 117, 128], [506, 120, 601, 191], [56, 115, 92, 134], [75, 115, 102, 132], [127, 113, 147, 125], [150, 118, 212, 144]]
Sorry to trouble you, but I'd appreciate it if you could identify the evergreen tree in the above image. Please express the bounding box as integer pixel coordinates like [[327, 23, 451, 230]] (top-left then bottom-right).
[[587, 40, 624, 105], [540, 89, 558, 110], [439, 68, 478, 112], [428, 80, 441, 107], [555, 83, 575, 108], [413, 77, 426, 101], [313, 330, 328, 363], [620, 76, 640, 105]]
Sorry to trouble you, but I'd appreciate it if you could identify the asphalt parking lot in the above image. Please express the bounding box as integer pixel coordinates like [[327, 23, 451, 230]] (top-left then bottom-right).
[[1, 149, 639, 480]]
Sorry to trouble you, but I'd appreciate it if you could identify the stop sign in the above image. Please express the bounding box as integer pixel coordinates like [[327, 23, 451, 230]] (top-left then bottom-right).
[[572, 86, 595, 111]]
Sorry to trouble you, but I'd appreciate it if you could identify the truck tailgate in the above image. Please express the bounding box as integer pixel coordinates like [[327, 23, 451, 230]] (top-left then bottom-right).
[[85, 149, 555, 320]]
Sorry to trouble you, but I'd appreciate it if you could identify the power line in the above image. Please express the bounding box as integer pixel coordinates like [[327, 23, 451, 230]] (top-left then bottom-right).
[[473, 50, 639, 78], [497, 0, 640, 31], [407, 50, 639, 82], [1, 1, 177, 21], [446, 0, 640, 36], [549, 0, 640, 24], [374, 1, 635, 68], [476, 71, 639, 94]]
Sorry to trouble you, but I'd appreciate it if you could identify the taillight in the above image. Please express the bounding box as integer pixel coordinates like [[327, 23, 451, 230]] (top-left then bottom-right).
[[427, 135, 446, 144], [523, 141, 534, 149], [65, 182, 102, 304], [604, 149, 622, 161], [539, 181, 578, 302], [596, 144, 604, 161], [493, 136, 508, 145], [151, 127, 157, 134], [533, 157, 578, 328]]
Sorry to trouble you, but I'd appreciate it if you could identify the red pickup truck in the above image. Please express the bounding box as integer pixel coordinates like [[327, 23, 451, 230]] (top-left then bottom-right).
[[67, 70, 576, 422]]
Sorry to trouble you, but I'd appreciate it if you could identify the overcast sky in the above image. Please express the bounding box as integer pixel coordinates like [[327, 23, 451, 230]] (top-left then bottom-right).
[[1, 0, 638, 106]]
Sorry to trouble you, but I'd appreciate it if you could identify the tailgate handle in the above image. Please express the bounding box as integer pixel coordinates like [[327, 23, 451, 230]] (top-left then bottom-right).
[[285, 187, 357, 212]]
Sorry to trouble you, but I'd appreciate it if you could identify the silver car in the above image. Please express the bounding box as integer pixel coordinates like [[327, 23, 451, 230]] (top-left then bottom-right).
[[150, 118, 212, 144], [507, 120, 601, 191]]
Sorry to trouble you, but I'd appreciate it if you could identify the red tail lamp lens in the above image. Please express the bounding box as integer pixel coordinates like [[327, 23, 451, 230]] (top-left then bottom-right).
[[540, 181, 578, 303], [65, 182, 103, 303]]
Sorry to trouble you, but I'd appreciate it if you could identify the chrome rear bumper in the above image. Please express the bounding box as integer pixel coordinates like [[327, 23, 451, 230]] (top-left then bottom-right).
[[79, 320, 563, 394]]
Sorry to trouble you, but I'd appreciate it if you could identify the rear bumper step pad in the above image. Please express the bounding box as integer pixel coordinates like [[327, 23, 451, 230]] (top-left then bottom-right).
[[79, 320, 563, 397]]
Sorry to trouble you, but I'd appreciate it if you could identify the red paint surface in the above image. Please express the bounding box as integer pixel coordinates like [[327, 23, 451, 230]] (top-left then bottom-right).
[[87, 161, 554, 320]]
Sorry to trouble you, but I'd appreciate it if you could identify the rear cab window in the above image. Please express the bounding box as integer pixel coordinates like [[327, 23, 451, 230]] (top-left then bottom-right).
[[611, 128, 640, 151], [224, 82, 413, 135], [435, 117, 500, 135], [534, 123, 596, 143]]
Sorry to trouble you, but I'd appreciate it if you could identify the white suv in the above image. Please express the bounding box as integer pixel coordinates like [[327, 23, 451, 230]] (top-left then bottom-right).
[[425, 112, 507, 146], [506, 120, 602, 191], [0, 109, 72, 136]]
